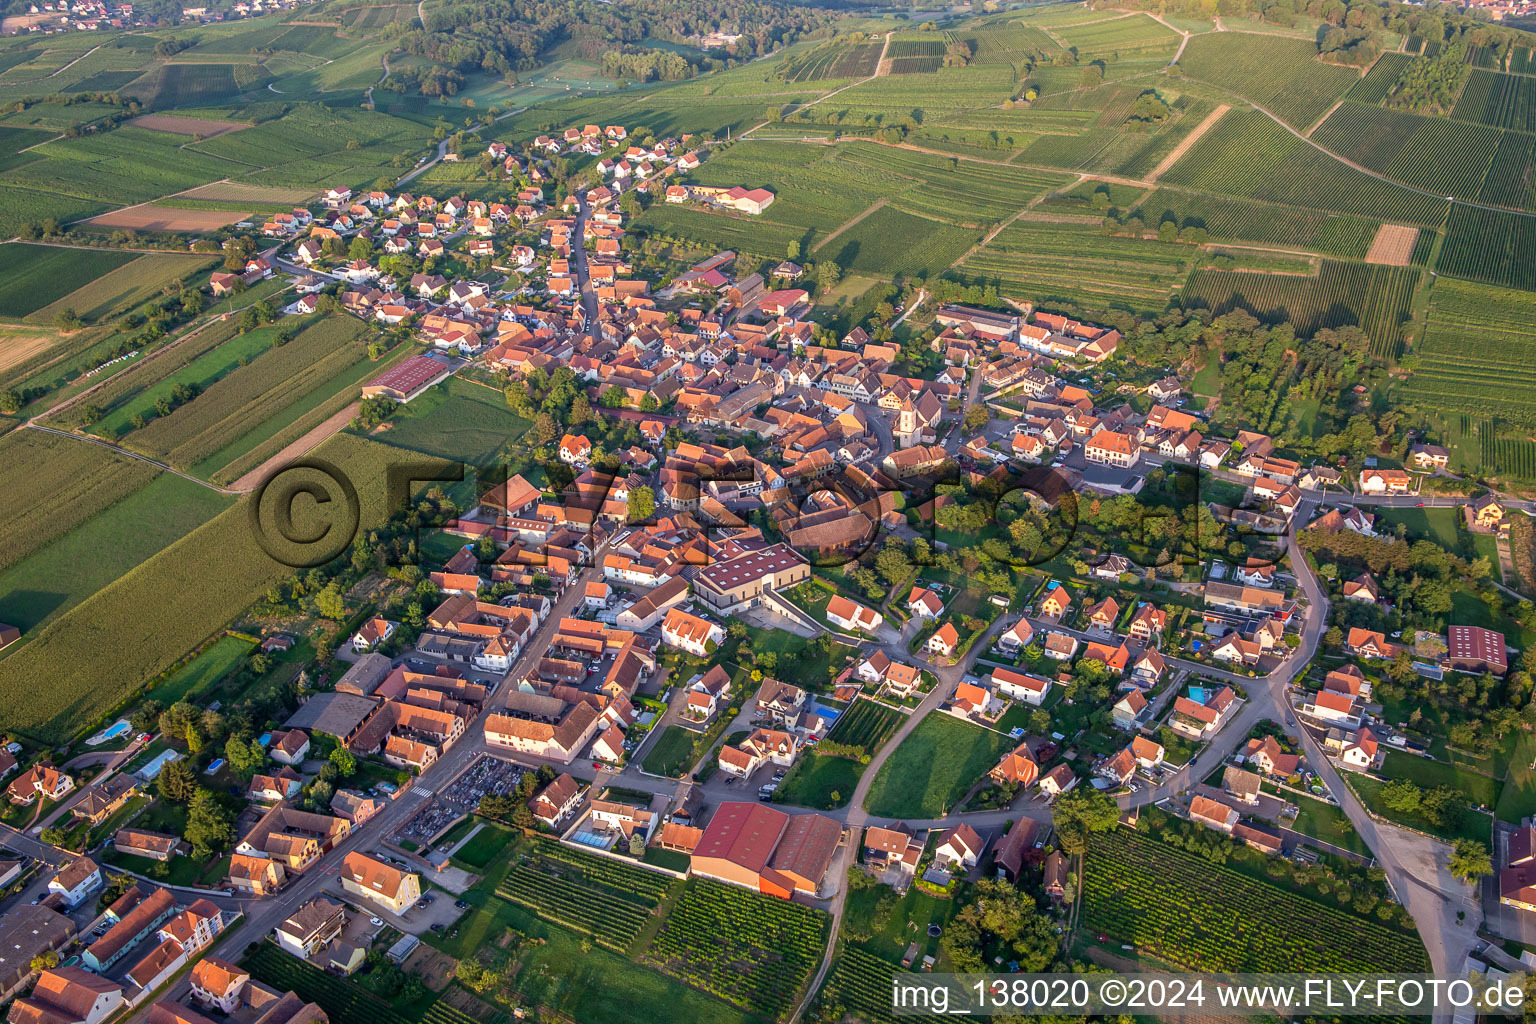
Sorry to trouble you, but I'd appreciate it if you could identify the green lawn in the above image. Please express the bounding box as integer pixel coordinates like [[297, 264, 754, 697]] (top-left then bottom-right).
[[363, 375, 533, 465], [773, 752, 861, 810], [1375, 506, 1460, 549], [1495, 732, 1536, 823], [1379, 749, 1502, 809], [1289, 792, 1369, 856], [452, 820, 515, 869], [1348, 772, 1494, 843], [151, 634, 253, 705], [641, 725, 699, 778], [863, 714, 1013, 818]]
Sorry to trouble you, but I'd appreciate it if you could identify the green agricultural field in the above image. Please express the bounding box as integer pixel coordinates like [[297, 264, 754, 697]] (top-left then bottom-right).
[[1453, 68, 1536, 133], [0, 472, 231, 637], [1182, 260, 1420, 358], [1, 127, 238, 207], [863, 713, 1012, 818], [125, 315, 372, 469], [823, 205, 977, 279], [0, 428, 161, 573], [643, 879, 828, 1018], [27, 254, 214, 326], [1311, 102, 1503, 204], [0, 244, 137, 319], [1083, 829, 1429, 971], [1053, 12, 1180, 60], [1404, 277, 1536, 424], [0, 430, 432, 743], [826, 698, 903, 751], [1175, 32, 1360, 130]]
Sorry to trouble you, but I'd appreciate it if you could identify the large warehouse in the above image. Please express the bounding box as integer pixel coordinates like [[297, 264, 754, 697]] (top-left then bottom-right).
[[689, 801, 842, 899]]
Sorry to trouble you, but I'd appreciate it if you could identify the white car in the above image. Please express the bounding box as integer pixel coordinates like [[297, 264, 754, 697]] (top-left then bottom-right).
[[369, 917, 384, 926]]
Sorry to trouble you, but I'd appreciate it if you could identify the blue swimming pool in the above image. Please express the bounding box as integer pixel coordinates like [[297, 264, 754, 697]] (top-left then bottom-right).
[[258, 733, 271, 747], [203, 758, 225, 775], [102, 720, 129, 740], [1188, 686, 1212, 704], [572, 831, 610, 849]]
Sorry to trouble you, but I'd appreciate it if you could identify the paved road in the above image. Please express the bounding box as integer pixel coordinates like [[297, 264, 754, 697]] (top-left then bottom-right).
[[570, 194, 601, 327]]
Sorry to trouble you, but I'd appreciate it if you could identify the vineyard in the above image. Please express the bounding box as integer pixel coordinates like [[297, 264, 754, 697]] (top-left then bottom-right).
[[888, 40, 943, 74], [495, 838, 673, 951], [1348, 52, 1414, 104], [824, 206, 978, 279], [1135, 190, 1380, 259], [1053, 13, 1181, 61], [777, 41, 882, 82], [1159, 109, 1451, 227], [1081, 829, 1429, 972], [1175, 32, 1360, 130], [1182, 260, 1420, 358], [818, 946, 950, 1024], [959, 220, 1196, 313], [1453, 68, 1536, 132], [1403, 277, 1536, 426], [825, 698, 903, 752], [243, 942, 493, 1024], [1437, 203, 1536, 292], [642, 879, 828, 1018], [1311, 103, 1501, 202]]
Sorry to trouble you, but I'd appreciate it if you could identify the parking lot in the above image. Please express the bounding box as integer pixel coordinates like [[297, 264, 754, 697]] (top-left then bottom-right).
[[394, 754, 524, 846]]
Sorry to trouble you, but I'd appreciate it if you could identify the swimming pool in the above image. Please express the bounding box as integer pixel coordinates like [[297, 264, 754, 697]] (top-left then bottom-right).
[[203, 758, 225, 775], [258, 733, 271, 747], [86, 719, 131, 746], [136, 749, 181, 781], [1188, 686, 1212, 704], [572, 831, 611, 849]]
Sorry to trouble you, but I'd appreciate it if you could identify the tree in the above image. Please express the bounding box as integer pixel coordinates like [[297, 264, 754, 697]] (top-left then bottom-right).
[[330, 747, 357, 777], [53, 308, 82, 331], [1053, 788, 1121, 854], [964, 404, 989, 431], [184, 789, 234, 858], [156, 759, 197, 803], [626, 485, 656, 523], [224, 734, 264, 779], [39, 826, 67, 846], [786, 239, 801, 261], [30, 951, 59, 973], [130, 700, 163, 734], [1448, 839, 1493, 883], [314, 582, 347, 620], [1380, 778, 1422, 814], [627, 832, 645, 855]]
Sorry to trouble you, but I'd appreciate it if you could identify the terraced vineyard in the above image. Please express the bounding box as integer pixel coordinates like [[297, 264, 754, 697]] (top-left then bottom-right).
[[1183, 261, 1419, 358], [1403, 277, 1536, 425], [1160, 109, 1451, 227], [496, 838, 673, 951], [1082, 829, 1429, 971], [960, 220, 1196, 312], [643, 879, 828, 1018]]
